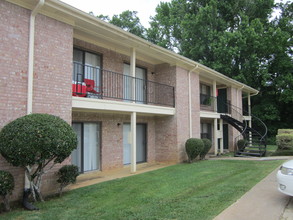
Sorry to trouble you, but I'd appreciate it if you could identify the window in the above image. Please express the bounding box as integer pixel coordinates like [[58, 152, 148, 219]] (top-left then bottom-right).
[[73, 48, 102, 96], [201, 123, 212, 140], [200, 84, 211, 105]]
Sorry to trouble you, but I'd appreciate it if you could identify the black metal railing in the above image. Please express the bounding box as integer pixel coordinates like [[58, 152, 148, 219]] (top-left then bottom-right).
[[200, 94, 217, 111], [72, 62, 175, 107], [201, 133, 212, 140]]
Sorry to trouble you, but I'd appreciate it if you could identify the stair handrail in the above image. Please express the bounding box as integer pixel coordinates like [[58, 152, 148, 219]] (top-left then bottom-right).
[[218, 100, 248, 155], [242, 108, 268, 146]]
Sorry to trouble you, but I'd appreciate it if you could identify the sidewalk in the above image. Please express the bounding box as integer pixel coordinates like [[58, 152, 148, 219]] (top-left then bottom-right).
[[213, 157, 293, 220]]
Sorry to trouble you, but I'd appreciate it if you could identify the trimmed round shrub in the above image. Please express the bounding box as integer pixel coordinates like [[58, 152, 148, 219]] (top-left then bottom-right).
[[0, 170, 14, 197], [0, 170, 14, 211], [57, 165, 79, 195], [0, 113, 77, 167], [185, 138, 204, 163], [276, 134, 293, 150], [200, 138, 212, 160], [237, 139, 246, 151]]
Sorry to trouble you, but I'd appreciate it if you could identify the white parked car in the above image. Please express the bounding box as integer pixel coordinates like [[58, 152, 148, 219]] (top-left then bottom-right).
[[277, 160, 293, 196]]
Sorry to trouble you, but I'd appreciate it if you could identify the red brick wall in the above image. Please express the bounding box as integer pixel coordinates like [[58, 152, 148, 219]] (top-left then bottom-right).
[[33, 14, 73, 122], [0, 1, 30, 128], [72, 111, 156, 170], [0, 1, 73, 201], [175, 67, 191, 161], [191, 72, 201, 139], [154, 64, 179, 162], [0, 1, 30, 202]]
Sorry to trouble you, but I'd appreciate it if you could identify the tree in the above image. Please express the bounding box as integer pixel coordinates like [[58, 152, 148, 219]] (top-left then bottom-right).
[[147, 0, 292, 141], [0, 114, 77, 208], [98, 10, 146, 39]]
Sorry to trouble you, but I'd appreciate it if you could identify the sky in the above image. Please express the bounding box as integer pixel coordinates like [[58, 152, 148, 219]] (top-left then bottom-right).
[[60, 0, 171, 28], [60, 0, 291, 28]]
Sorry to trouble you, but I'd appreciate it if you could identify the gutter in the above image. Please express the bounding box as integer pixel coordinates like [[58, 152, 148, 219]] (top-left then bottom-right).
[[27, 0, 45, 114], [188, 65, 199, 138], [24, 0, 45, 211]]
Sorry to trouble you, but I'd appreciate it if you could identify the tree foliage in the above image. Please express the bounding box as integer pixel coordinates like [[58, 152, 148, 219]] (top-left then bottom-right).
[[96, 1, 292, 140], [0, 113, 77, 201], [98, 10, 146, 39], [147, 0, 292, 140]]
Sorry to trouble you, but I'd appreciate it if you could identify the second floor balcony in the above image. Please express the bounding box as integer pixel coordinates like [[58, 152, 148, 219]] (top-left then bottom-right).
[[200, 93, 231, 114], [72, 62, 175, 108]]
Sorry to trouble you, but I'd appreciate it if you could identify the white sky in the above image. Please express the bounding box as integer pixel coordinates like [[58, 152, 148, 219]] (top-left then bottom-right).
[[60, 0, 171, 28]]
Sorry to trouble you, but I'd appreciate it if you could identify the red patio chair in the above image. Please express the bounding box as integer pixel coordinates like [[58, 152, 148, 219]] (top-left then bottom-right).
[[84, 79, 100, 94]]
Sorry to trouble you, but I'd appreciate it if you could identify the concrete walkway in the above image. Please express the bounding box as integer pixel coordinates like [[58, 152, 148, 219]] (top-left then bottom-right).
[[68, 162, 174, 190], [213, 156, 293, 220]]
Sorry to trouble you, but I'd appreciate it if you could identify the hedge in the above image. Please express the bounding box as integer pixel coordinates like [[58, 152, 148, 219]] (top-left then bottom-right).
[[276, 133, 293, 151]]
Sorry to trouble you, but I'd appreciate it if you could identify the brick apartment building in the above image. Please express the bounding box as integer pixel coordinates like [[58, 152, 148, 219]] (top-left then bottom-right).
[[0, 0, 259, 201]]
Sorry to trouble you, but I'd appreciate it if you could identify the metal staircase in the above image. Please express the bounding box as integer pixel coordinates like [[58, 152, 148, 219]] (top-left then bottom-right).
[[219, 102, 267, 157]]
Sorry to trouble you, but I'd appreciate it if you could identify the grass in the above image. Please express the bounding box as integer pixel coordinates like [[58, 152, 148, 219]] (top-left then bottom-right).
[[1, 160, 283, 220], [266, 145, 278, 152]]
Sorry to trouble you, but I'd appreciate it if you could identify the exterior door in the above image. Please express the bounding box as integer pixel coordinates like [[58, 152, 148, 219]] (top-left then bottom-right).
[[123, 124, 147, 165], [123, 64, 146, 103], [217, 88, 228, 113], [72, 122, 101, 172], [73, 49, 101, 95], [223, 124, 229, 149]]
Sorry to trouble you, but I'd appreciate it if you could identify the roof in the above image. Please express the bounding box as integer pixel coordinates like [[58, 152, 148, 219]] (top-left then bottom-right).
[[6, 0, 259, 94]]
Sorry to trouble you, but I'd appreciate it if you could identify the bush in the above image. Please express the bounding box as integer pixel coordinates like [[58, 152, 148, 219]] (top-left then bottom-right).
[[271, 149, 293, 156], [0, 170, 14, 211], [185, 138, 204, 163], [276, 133, 293, 151], [278, 129, 293, 135], [237, 139, 247, 151], [0, 114, 77, 167], [57, 165, 79, 196], [200, 139, 212, 160], [0, 113, 77, 202]]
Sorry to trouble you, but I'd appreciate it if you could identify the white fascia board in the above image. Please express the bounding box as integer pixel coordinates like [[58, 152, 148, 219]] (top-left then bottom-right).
[[200, 111, 221, 119], [243, 116, 252, 121], [72, 97, 175, 116]]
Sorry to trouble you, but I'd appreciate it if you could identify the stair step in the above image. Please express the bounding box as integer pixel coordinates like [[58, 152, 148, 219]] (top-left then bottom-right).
[[244, 146, 266, 149], [243, 149, 265, 153], [235, 154, 259, 158], [237, 151, 263, 156]]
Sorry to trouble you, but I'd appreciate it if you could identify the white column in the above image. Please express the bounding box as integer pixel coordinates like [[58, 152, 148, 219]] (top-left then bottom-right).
[[214, 118, 218, 155], [130, 48, 136, 103], [131, 112, 137, 173], [247, 93, 252, 146], [213, 81, 217, 112], [220, 119, 224, 153], [248, 93, 251, 116]]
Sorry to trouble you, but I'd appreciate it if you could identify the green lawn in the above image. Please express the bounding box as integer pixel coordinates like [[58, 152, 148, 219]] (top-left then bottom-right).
[[1, 160, 283, 220], [266, 145, 278, 156], [267, 145, 278, 152]]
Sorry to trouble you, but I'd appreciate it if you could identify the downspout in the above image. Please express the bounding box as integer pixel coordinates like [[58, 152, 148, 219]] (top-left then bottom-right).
[[24, 0, 45, 210], [27, 0, 45, 114], [188, 65, 199, 138]]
